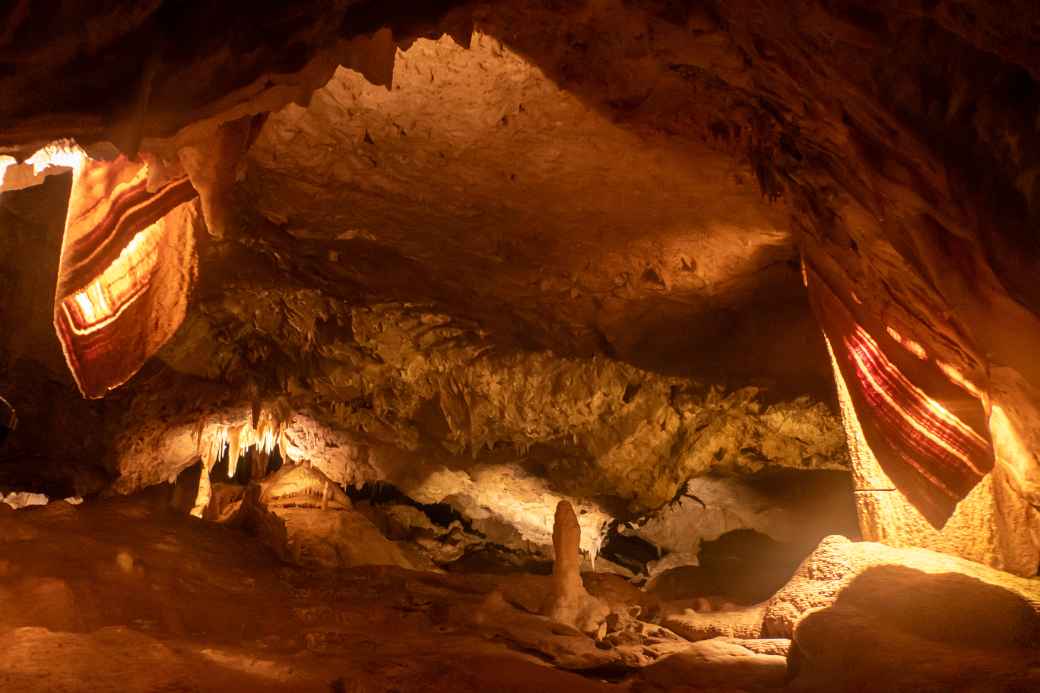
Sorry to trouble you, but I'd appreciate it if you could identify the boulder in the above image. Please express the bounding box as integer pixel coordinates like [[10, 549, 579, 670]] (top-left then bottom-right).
[[789, 564, 1040, 691], [242, 464, 416, 570], [763, 535, 1040, 638], [270, 507, 416, 570]]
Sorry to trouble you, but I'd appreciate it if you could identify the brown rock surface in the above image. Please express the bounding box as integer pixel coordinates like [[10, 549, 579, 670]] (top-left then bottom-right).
[[661, 534, 1040, 649], [0, 492, 626, 692], [262, 507, 415, 571], [662, 604, 768, 643], [789, 565, 1040, 691], [243, 464, 416, 570], [636, 637, 788, 691], [763, 535, 1040, 638], [2, 2, 1040, 688], [0, 2, 1038, 577]]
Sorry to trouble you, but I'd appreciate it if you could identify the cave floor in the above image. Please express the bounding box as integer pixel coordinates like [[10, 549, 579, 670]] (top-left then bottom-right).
[[0, 493, 632, 692], [2, 493, 1038, 692]]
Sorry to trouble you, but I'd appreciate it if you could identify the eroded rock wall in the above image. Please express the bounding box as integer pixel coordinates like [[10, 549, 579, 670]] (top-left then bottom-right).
[[111, 298, 849, 558]]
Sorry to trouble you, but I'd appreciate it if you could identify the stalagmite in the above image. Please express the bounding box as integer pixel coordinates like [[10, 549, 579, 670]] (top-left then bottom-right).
[[544, 500, 608, 635], [226, 425, 242, 478], [250, 447, 270, 481], [191, 465, 212, 519]]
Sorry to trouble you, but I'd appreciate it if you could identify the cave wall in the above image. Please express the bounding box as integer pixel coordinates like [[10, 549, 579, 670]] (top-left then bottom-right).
[[116, 301, 849, 511], [698, 2, 1040, 573], [0, 175, 111, 497], [829, 330, 1039, 574], [467, 0, 1040, 573]]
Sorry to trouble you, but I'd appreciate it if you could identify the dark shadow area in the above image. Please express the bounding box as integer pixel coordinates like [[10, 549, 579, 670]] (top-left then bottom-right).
[[210, 444, 284, 486], [347, 479, 465, 528], [443, 546, 554, 576], [742, 469, 862, 547], [600, 526, 660, 575], [0, 176, 112, 498], [168, 459, 202, 514], [648, 529, 808, 605]]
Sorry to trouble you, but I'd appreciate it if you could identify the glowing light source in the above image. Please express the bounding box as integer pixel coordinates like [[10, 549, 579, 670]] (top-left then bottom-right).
[[988, 404, 1035, 494], [24, 140, 86, 175]]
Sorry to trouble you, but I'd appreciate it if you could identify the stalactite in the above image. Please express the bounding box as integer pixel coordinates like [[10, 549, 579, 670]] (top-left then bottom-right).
[[192, 409, 290, 488]]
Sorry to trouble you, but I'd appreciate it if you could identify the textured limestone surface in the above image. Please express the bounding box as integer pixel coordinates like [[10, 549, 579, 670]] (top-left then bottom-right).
[[635, 473, 858, 574], [659, 533, 1040, 649], [637, 637, 788, 690], [99, 294, 850, 565], [662, 604, 768, 643], [763, 535, 1040, 638], [3, 3, 1040, 690], [244, 32, 826, 392], [789, 561, 1040, 691]]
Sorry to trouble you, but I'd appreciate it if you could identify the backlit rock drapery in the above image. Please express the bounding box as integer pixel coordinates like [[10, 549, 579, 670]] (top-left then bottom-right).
[[54, 156, 198, 398], [806, 264, 994, 528]]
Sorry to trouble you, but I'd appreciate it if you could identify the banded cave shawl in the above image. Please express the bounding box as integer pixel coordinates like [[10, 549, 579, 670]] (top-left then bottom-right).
[[53, 156, 198, 398], [806, 263, 994, 528]]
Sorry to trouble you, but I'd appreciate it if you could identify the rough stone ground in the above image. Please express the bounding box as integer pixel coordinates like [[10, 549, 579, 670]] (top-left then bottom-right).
[[0, 493, 616, 693], [1, 0, 1039, 583], [2, 493, 1037, 692]]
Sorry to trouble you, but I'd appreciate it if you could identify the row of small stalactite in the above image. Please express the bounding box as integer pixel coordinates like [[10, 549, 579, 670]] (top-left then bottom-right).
[[190, 409, 291, 517]]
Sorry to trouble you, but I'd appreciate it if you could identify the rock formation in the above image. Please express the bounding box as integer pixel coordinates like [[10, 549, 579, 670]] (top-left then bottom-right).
[[790, 566, 1040, 691], [763, 535, 1040, 637], [545, 500, 609, 635], [241, 463, 415, 571], [661, 534, 1040, 645]]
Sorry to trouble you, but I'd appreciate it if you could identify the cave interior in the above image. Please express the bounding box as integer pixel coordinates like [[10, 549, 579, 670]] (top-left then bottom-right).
[[1, 1, 1040, 691]]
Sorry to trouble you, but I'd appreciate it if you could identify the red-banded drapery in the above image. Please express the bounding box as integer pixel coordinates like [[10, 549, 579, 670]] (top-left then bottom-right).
[[53, 156, 198, 398], [806, 262, 994, 527]]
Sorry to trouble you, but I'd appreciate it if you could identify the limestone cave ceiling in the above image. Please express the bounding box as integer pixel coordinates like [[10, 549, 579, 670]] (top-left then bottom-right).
[[1, 0, 1040, 572]]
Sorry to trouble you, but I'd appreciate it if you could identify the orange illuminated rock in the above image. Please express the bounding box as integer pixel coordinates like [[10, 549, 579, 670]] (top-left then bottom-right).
[[177, 116, 263, 239], [762, 535, 1040, 638]]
